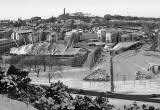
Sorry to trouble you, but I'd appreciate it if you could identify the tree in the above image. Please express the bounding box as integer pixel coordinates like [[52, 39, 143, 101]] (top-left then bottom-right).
[[6, 65, 31, 97], [45, 81, 75, 110], [58, 13, 70, 20], [103, 14, 111, 22], [46, 16, 56, 23]]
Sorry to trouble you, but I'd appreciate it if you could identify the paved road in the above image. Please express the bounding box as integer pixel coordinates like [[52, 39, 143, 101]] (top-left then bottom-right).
[[68, 88, 160, 103]]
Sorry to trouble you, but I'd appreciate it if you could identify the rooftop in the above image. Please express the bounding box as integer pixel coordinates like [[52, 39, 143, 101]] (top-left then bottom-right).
[[112, 41, 141, 51], [60, 48, 82, 55], [15, 30, 33, 34]]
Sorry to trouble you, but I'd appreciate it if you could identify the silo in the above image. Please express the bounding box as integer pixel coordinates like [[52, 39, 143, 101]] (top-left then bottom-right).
[[101, 29, 106, 42], [64, 31, 73, 45], [106, 32, 111, 43], [152, 65, 160, 74], [51, 32, 57, 42], [72, 32, 80, 43], [39, 30, 47, 41]]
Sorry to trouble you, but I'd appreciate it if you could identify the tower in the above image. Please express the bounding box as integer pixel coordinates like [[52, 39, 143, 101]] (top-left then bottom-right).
[[64, 8, 65, 15]]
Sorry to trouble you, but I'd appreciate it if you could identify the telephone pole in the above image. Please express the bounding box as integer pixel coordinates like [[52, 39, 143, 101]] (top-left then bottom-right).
[[110, 52, 115, 92]]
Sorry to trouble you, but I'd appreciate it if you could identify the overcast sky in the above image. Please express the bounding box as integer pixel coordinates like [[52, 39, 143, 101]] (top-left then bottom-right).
[[0, 0, 160, 20]]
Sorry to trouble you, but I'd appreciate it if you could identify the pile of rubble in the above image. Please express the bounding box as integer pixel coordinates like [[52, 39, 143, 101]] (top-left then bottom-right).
[[10, 42, 66, 55], [83, 68, 110, 81]]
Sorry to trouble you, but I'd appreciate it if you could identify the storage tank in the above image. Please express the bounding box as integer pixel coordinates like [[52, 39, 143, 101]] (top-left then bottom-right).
[[39, 31, 47, 41], [46, 32, 57, 43], [72, 32, 80, 43], [148, 65, 160, 74], [97, 29, 106, 42], [152, 65, 160, 74], [106, 32, 111, 43], [64, 31, 73, 45], [101, 29, 106, 42]]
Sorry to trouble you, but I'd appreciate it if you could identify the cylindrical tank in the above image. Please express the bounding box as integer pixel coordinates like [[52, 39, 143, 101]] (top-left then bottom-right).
[[39, 31, 47, 41], [152, 65, 160, 74], [101, 29, 106, 42], [148, 65, 160, 74], [106, 32, 111, 43], [72, 32, 80, 43], [64, 32, 73, 45], [51, 32, 57, 42]]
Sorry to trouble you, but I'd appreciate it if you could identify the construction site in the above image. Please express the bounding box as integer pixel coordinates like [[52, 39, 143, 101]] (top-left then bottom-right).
[[0, 26, 157, 94], [1, 9, 160, 109]]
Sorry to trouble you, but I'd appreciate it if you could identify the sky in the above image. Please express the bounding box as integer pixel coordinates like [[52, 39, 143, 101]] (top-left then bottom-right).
[[0, 0, 160, 20]]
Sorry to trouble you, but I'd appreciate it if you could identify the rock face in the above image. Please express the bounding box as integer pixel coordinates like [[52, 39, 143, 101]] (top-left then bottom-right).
[[84, 68, 110, 81]]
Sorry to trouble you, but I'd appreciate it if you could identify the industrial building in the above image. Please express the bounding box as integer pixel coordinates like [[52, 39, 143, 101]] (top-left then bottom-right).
[[2, 43, 89, 67], [11, 30, 33, 41], [3, 29, 88, 67]]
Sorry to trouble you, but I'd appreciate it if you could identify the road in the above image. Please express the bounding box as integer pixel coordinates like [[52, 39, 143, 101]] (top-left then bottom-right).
[[113, 48, 160, 81], [68, 88, 160, 103]]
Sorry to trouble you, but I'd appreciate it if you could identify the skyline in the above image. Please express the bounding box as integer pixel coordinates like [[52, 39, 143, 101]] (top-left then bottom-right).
[[0, 0, 160, 20]]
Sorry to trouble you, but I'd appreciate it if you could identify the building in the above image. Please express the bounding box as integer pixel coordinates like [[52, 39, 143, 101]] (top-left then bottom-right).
[[97, 28, 120, 43], [0, 30, 12, 39], [120, 34, 132, 42], [64, 31, 80, 47], [120, 32, 142, 42], [28, 30, 48, 44], [46, 32, 58, 43], [0, 39, 24, 55], [31, 17, 41, 22], [3, 43, 89, 67], [112, 41, 142, 53], [106, 32, 120, 43], [97, 29, 106, 42], [11, 30, 33, 40]]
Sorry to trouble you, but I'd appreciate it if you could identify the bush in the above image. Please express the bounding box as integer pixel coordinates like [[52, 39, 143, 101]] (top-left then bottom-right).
[[0, 75, 17, 94], [0, 65, 31, 98]]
